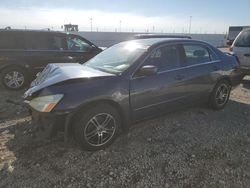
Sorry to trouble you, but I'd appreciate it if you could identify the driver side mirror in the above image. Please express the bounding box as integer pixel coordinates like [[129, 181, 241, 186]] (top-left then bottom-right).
[[136, 65, 158, 77]]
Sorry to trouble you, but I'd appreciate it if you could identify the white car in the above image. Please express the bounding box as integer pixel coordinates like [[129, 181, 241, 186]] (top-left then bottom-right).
[[230, 28, 250, 75]]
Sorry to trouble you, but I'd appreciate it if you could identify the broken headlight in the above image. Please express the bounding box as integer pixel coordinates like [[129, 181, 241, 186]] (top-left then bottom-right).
[[29, 94, 64, 112]]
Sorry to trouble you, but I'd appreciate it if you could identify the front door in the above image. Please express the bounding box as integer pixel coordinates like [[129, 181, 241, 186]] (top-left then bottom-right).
[[130, 44, 189, 121]]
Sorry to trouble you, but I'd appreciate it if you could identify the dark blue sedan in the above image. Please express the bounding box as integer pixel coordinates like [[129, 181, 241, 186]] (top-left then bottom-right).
[[24, 38, 243, 150]]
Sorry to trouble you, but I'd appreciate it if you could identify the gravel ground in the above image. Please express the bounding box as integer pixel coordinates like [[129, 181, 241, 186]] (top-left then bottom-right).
[[0, 77, 250, 188]]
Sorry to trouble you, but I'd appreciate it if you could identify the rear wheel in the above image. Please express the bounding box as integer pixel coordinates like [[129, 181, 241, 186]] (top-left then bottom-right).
[[1, 67, 30, 90], [73, 104, 121, 151], [210, 80, 231, 110]]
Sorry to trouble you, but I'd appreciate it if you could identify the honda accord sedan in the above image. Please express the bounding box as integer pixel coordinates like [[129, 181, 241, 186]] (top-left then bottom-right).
[[24, 38, 243, 150]]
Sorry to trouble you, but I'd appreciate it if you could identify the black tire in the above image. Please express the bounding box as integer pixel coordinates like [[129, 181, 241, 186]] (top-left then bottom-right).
[[73, 104, 121, 151], [210, 80, 231, 110], [1, 66, 30, 90]]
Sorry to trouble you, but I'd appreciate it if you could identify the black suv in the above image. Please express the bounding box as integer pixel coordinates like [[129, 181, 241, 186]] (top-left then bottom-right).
[[0, 29, 102, 90]]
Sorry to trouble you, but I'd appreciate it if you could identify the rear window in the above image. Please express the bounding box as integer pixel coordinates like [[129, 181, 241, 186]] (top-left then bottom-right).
[[235, 30, 250, 47]]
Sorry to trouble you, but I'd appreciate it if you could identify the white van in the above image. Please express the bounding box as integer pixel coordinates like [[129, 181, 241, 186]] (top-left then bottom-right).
[[230, 28, 250, 74]]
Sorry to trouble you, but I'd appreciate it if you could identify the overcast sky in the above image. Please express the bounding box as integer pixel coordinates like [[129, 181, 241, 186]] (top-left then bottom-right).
[[1, 0, 250, 33]]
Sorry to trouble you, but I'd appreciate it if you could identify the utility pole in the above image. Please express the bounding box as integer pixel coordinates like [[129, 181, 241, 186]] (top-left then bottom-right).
[[119, 20, 122, 32], [189, 16, 192, 34], [90, 18, 93, 32]]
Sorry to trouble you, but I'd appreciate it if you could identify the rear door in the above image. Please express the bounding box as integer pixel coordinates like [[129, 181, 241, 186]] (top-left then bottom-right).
[[130, 44, 189, 121], [26, 32, 69, 73], [181, 43, 221, 99]]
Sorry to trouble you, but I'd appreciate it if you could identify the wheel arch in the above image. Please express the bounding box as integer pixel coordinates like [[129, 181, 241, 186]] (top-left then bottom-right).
[[210, 76, 232, 93], [209, 76, 232, 110], [0, 63, 31, 74], [67, 99, 129, 136], [216, 76, 232, 87]]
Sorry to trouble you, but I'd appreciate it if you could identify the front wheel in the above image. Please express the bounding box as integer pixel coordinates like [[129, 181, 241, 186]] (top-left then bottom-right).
[[73, 104, 121, 151], [210, 80, 231, 110], [1, 67, 30, 90]]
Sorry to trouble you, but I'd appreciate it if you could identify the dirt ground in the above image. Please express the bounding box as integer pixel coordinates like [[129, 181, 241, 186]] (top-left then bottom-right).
[[0, 76, 250, 188]]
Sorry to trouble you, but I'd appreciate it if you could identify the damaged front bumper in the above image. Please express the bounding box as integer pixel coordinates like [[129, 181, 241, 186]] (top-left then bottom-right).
[[29, 108, 72, 141]]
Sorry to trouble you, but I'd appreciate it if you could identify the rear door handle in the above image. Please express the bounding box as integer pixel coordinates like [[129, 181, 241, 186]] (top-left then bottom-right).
[[175, 75, 184, 80], [244, 54, 250, 57]]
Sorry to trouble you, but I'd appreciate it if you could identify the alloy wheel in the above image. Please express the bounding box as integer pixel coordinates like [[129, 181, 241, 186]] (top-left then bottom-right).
[[215, 84, 229, 106], [84, 113, 116, 147], [4, 71, 25, 89]]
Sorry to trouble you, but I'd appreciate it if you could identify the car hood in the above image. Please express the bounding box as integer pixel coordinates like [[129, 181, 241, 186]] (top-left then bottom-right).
[[24, 63, 114, 98]]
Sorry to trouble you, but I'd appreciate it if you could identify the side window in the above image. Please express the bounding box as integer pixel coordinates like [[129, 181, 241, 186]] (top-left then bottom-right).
[[183, 44, 210, 66], [144, 45, 180, 72], [235, 31, 250, 47], [67, 36, 91, 51], [51, 36, 66, 50]]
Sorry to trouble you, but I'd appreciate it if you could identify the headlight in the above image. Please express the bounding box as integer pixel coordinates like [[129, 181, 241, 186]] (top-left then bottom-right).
[[29, 94, 64, 112]]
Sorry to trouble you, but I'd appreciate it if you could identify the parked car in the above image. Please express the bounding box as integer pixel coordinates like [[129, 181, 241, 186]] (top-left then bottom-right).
[[230, 28, 250, 75], [0, 29, 102, 90], [24, 38, 243, 151], [227, 26, 250, 45]]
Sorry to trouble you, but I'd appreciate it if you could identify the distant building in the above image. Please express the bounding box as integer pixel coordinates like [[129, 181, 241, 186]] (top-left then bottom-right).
[[63, 24, 79, 32]]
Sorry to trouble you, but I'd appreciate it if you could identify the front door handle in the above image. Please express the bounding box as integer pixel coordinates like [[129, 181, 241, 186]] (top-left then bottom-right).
[[244, 54, 250, 57], [175, 75, 184, 80]]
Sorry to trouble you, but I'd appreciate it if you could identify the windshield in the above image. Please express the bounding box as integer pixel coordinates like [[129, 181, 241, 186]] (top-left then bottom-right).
[[84, 41, 148, 74]]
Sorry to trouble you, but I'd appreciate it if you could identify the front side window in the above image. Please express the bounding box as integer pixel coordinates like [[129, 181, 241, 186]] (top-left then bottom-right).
[[235, 30, 250, 47], [144, 45, 181, 72], [183, 44, 210, 66], [67, 36, 91, 51]]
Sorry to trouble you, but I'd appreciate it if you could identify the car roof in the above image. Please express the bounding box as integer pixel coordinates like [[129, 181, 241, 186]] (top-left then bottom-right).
[[129, 38, 206, 48], [0, 29, 66, 35], [133, 34, 192, 39]]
